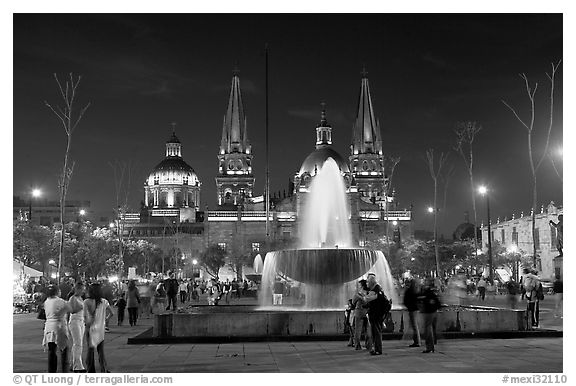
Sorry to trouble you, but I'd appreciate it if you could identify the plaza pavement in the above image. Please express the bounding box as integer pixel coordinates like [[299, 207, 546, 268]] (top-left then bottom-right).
[[13, 294, 564, 373]]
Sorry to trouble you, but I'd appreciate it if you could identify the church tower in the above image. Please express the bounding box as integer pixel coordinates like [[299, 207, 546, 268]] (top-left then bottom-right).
[[215, 70, 255, 206], [349, 71, 387, 205]]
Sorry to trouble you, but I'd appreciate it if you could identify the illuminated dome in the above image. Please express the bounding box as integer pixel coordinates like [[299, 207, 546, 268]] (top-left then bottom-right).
[[148, 158, 199, 186], [294, 107, 353, 190], [299, 147, 350, 176], [144, 129, 201, 209]]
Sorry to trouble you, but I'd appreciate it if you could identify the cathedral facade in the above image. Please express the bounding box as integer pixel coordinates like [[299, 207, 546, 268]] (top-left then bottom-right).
[[124, 70, 413, 280]]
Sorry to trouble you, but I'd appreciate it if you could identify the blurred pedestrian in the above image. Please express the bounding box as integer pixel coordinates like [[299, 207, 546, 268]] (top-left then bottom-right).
[[506, 279, 518, 309], [553, 274, 563, 318], [403, 278, 421, 348], [419, 278, 441, 353], [344, 299, 354, 347], [42, 284, 71, 373], [126, 280, 140, 326], [114, 293, 126, 326], [84, 283, 114, 373]]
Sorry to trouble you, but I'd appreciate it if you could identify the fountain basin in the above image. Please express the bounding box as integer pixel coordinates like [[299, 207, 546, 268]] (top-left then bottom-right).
[[267, 248, 380, 284], [153, 306, 528, 339]]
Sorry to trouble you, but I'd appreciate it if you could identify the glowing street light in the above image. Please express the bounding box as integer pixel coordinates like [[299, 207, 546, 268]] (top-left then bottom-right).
[[427, 206, 434, 213], [28, 188, 42, 222], [79, 209, 86, 216], [478, 185, 493, 281], [109, 222, 115, 228], [192, 259, 198, 265]]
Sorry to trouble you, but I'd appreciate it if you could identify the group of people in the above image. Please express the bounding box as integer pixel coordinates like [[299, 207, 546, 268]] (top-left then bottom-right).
[[41, 282, 114, 373], [345, 275, 442, 356]]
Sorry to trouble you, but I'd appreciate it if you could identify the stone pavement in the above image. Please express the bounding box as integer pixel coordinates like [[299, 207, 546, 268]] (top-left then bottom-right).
[[13, 310, 563, 373]]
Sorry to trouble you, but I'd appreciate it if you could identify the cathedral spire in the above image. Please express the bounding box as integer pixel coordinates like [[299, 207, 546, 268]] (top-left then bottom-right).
[[351, 72, 382, 155], [315, 102, 332, 148], [216, 69, 254, 207], [220, 70, 250, 154]]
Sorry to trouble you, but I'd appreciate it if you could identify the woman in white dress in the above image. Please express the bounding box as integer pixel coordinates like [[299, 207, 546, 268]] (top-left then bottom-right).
[[84, 283, 114, 373], [68, 282, 86, 372], [42, 284, 71, 372]]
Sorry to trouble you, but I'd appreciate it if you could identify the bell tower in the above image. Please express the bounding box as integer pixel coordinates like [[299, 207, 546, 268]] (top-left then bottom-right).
[[215, 69, 255, 206], [349, 70, 387, 205]]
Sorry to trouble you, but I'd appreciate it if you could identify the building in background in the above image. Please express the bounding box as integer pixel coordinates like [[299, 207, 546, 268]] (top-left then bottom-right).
[[120, 71, 413, 281], [480, 201, 563, 280]]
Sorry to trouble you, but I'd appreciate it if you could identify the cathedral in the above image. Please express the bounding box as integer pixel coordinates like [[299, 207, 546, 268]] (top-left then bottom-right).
[[124, 70, 413, 280]]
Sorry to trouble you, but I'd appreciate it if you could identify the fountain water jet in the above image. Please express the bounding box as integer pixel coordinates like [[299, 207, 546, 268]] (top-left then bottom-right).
[[259, 158, 398, 309]]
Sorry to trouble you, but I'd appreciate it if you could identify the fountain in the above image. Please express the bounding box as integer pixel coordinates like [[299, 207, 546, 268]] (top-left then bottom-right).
[[259, 158, 398, 309], [148, 159, 529, 342]]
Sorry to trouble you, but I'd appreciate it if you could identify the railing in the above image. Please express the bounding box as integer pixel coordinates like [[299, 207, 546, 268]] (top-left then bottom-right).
[[359, 210, 412, 221]]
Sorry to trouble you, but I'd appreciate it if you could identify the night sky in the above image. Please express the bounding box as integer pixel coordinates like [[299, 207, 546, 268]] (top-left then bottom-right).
[[13, 14, 563, 235]]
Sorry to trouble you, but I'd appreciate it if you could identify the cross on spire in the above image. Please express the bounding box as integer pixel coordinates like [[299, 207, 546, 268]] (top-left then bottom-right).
[[361, 65, 368, 78], [171, 122, 177, 134]]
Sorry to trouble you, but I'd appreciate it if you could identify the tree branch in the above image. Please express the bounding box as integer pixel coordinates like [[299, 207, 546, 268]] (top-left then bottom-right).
[[501, 100, 530, 131]]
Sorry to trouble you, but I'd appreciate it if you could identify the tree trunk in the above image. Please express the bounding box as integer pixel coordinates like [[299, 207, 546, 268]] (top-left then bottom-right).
[[532, 175, 538, 268], [433, 179, 440, 278], [469, 167, 479, 254], [57, 136, 72, 283]]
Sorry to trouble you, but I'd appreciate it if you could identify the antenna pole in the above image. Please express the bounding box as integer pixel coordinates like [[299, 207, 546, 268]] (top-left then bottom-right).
[[265, 44, 270, 241]]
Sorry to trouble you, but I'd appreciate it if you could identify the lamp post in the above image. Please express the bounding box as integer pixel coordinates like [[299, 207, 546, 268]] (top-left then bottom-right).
[[478, 186, 493, 282], [192, 259, 198, 279], [28, 188, 42, 222]]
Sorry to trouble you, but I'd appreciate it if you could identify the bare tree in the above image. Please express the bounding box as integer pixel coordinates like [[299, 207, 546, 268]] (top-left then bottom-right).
[[502, 61, 561, 267], [454, 121, 482, 253], [45, 73, 90, 282], [441, 162, 455, 235], [425, 149, 449, 277], [109, 160, 135, 277], [547, 147, 563, 182]]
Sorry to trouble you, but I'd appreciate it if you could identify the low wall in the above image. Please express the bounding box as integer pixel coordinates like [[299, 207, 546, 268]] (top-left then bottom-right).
[[154, 307, 527, 338]]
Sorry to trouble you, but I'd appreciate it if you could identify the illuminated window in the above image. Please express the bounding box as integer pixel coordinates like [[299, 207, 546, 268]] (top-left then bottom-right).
[[252, 242, 260, 252], [218, 242, 227, 251]]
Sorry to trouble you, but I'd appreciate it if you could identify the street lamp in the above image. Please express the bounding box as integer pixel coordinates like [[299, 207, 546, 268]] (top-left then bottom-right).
[[478, 185, 493, 282], [427, 206, 434, 214], [28, 188, 42, 222]]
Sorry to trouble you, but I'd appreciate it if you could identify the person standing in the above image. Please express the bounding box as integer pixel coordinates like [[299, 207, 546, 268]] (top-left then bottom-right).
[[165, 273, 179, 311], [273, 278, 284, 306], [419, 278, 441, 353], [114, 293, 126, 326], [179, 279, 188, 304], [362, 273, 388, 356], [553, 274, 563, 318], [506, 279, 518, 309], [126, 280, 140, 326], [42, 284, 71, 373], [403, 278, 421, 348], [477, 277, 487, 301], [84, 283, 114, 373], [352, 279, 372, 351], [68, 282, 86, 372], [139, 282, 151, 319], [522, 268, 539, 330]]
